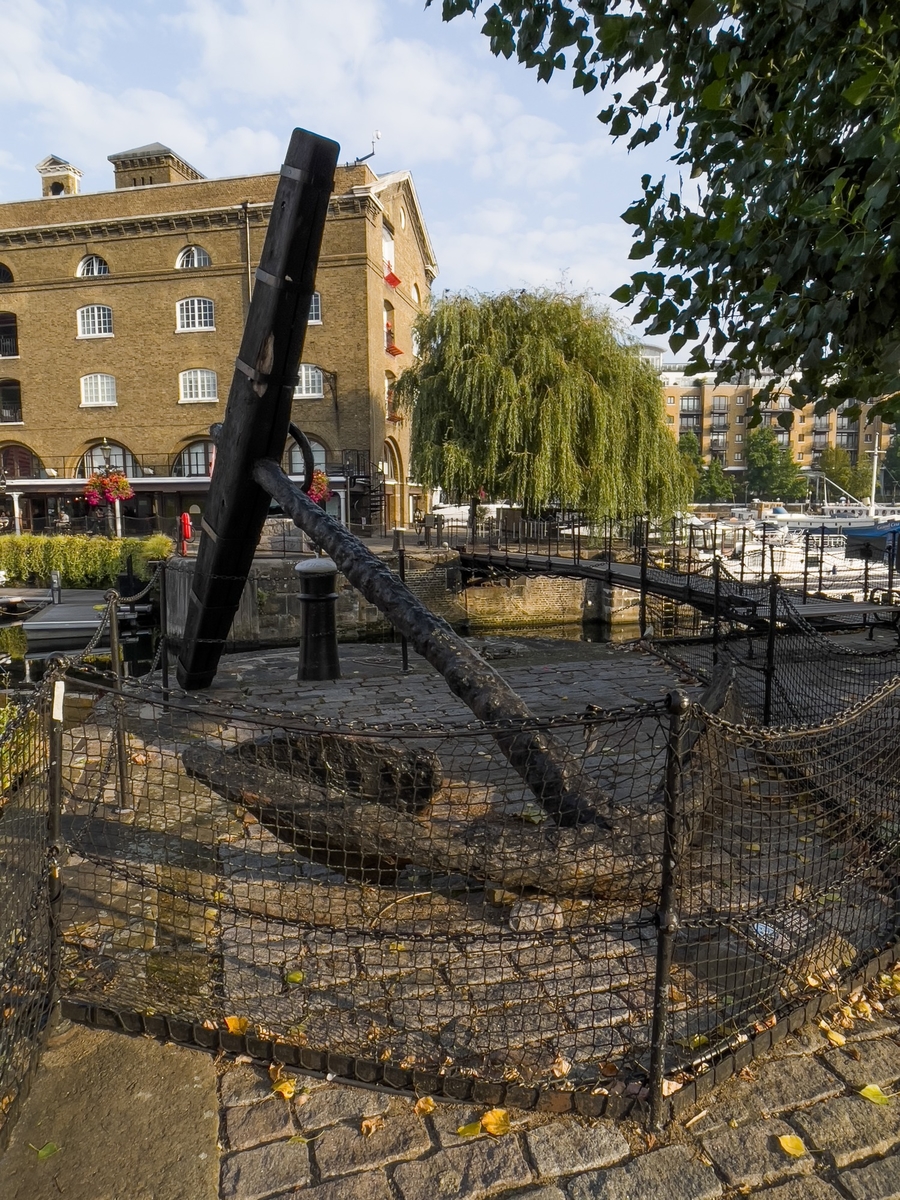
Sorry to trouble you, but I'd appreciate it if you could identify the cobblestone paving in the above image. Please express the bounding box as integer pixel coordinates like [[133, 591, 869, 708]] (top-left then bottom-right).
[[216, 998, 900, 1199]]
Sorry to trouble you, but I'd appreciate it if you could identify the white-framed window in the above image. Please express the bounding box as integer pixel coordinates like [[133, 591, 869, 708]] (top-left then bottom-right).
[[736, 395, 745, 404], [308, 292, 322, 323], [77, 305, 113, 338], [176, 246, 211, 269], [179, 368, 218, 403], [734, 434, 743, 443], [734, 452, 743, 461], [173, 440, 215, 477], [77, 255, 109, 277], [80, 373, 117, 407], [666, 396, 675, 404], [865, 433, 873, 442], [736, 415, 744, 424], [177, 297, 215, 330], [796, 452, 804, 460], [293, 364, 324, 398], [666, 414, 675, 425], [288, 437, 327, 475], [411, 282, 420, 304]]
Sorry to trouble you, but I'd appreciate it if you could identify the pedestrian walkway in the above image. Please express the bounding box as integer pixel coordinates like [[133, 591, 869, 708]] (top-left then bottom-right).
[[3, 987, 900, 1199]]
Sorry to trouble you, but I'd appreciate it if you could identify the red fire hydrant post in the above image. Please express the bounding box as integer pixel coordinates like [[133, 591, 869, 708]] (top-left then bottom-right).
[[179, 511, 193, 557]]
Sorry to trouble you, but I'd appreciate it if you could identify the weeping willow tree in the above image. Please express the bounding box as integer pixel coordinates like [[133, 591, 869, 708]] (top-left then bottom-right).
[[395, 290, 690, 518]]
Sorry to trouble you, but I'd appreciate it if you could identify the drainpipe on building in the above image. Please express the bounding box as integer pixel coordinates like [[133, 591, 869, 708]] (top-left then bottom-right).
[[242, 202, 253, 306]]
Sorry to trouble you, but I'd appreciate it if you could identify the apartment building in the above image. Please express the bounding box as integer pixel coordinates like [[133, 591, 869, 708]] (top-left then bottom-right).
[[640, 346, 887, 494], [0, 144, 437, 535]]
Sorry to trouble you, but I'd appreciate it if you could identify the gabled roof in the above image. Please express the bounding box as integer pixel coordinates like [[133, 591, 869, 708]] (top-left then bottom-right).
[[364, 170, 438, 281], [35, 155, 82, 175]]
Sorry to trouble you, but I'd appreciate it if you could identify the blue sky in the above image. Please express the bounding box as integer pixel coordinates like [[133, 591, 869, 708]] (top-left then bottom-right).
[[1, 0, 677, 317]]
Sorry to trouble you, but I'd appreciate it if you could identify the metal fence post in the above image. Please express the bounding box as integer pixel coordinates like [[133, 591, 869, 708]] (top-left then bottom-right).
[[740, 527, 746, 586], [760, 524, 768, 586], [712, 556, 721, 665], [48, 674, 65, 983], [889, 532, 896, 604], [763, 575, 779, 725], [818, 524, 825, 594], [802, 530, 810, 604], [649, 690, 689, 1129], [640, 545, 649, 636], [156, 559, 170, 702], [106, 591, 131, 812], [398, 546, 410, 673]]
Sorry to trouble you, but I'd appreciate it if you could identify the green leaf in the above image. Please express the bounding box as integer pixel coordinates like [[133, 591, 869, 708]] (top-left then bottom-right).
[[29, 1142, 60, 1161], [859, 1084, 892, 1105], [285, 970, 305, 985], [700, 79, 729, 110], [842, 69, 880, 107]]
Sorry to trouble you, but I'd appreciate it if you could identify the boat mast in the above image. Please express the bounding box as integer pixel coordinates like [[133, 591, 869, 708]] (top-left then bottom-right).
[[869, 430, 882, 520]]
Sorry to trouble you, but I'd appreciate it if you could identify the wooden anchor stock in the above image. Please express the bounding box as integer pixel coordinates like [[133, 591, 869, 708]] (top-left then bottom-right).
[[176, 127, 340, 690]]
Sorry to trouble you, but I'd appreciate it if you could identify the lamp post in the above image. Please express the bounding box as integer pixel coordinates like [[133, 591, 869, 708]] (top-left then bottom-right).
[[98, 438, 123, 537]]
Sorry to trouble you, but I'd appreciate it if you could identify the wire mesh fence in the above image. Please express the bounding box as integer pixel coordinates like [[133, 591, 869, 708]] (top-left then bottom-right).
[[0, 685, 53, 1151], [3, 581, 900, 1134]]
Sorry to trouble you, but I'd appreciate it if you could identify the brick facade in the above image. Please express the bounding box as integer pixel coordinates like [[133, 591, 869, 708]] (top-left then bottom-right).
[[0, 145, 437, 534]]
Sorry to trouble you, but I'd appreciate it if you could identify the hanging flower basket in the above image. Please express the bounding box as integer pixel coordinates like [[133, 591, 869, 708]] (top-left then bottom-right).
[[306, 468, 333, 504], [83, 470, 134, 507]]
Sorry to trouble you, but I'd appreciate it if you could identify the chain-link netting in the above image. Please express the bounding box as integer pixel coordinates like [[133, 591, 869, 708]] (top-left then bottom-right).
[[0, 684, 52, 1150], [668, 680, 900, 1092], [651, 585, 900, 726], [57, 675, 674, 1101]]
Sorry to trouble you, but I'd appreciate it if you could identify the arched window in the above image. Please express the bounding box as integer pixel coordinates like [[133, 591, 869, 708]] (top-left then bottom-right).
[[293, 364, 324, 398], [385, 371, 400, 422], [77, 255, 109, 277], [1, 444, 42, 478], [0, 380, 22, 423], [0, 265, 13, 285], [77, 442, 140, 477], [172, 440, 215, 477], [177, 297, 215, 330], [80, 374, 117, 407], [0, 313, 18, 357], [411, 282, 420, 305], [77, 305, 113, 338], [287, 436, 327, 476], [384, 300, 402, 354], [308, 292, 322, 323], [176, 246, 211, 269], [179, 369, 218, 402]]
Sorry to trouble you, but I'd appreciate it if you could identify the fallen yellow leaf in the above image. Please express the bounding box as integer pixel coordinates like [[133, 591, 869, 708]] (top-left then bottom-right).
[[456, 1121, 482, 1137], [778, 1134, 806, 1157], [284, 970, 304, 985], [414, 1096, 436, 1117], [480, 1108, 510, 1137], [825, 1028, 846, 1047], [550, 1054, 571, 1079], [224, 1016, 250, 1035], [859, 1084, 892, 1105], [361, 1116, 386, 1137], [272, 1079, 296, 1101]]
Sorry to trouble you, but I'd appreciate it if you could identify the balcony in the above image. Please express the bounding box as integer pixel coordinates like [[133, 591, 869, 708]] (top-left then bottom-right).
[[710, 418, 729, 431], [679, 418, 701, 432], [836, 432, 858, 450], [708, 434, 727, 451], [813, 433, 829, 449]]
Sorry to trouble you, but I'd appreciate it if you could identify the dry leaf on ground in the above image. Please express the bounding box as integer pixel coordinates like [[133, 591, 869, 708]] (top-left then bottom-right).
[[778, 1134, 806, 1157], [456, 1121, 483, 1137], [414, 1096, 436, 1117], [481, 1108, 510, 1137], [224, 1016, 250, 1035], [361, 1115, 386, 1137], [859, 1084, 892, 1105]]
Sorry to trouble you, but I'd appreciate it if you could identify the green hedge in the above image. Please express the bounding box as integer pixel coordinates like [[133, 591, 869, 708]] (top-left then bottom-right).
[[0, 533, 173, 588]]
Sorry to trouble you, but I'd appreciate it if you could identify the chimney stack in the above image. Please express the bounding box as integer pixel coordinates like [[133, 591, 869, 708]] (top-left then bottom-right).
[[35, 155, 82, 197]]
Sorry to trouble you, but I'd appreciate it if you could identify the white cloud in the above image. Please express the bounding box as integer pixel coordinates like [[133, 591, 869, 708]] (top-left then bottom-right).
[[0, 0, 675, 314]]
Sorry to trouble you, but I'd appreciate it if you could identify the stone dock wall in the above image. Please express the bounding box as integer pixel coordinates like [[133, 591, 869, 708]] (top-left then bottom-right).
[[164, 523, 638, 649]]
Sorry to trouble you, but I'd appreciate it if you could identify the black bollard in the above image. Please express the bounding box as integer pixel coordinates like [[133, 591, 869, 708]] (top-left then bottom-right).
[[295, 557, 341, 681]]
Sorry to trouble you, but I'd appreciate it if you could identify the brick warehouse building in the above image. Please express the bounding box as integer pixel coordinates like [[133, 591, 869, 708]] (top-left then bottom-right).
[[0, 144, 437, 535]]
